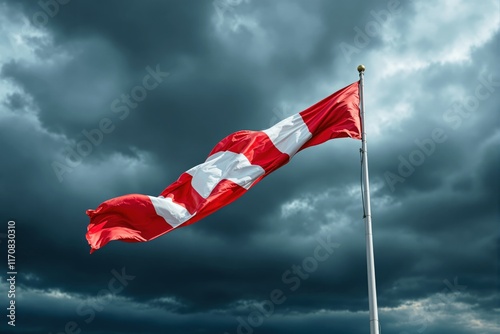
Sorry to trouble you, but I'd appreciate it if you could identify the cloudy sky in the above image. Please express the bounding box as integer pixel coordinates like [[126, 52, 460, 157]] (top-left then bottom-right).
[[0, 0, 498, 333]]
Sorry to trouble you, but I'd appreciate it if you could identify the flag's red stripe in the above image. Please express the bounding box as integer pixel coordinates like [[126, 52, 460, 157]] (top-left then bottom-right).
[[159, 173, 204, 214], [86, 194, 174, 253], [299, 81, 361, 151]]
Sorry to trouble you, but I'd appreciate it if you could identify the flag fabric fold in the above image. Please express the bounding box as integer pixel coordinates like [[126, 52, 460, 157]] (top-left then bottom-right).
[[86, 81, 361, 253]]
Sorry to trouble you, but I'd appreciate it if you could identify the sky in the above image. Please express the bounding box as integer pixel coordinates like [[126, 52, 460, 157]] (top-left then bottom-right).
[[0, 0, 498, 333]]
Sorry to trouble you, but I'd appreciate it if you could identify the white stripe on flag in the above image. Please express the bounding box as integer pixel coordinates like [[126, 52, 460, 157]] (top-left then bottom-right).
[[262, 113, 312, 156], [186, 151, 265, 199], [149, 196, 193, 228]]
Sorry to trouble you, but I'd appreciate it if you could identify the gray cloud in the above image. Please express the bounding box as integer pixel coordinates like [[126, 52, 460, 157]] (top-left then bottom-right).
[[0, 0, 498, 333]]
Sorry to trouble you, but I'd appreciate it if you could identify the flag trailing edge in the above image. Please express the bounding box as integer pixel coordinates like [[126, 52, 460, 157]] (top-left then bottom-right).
[[86, 81, 362, 253]]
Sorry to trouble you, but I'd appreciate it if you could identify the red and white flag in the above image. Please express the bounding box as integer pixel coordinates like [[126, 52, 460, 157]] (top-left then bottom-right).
[[86, 81, 361, 253]]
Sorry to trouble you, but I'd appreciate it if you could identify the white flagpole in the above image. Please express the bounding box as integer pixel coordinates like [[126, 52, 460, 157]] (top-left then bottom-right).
[[358, 64, 380, 334]]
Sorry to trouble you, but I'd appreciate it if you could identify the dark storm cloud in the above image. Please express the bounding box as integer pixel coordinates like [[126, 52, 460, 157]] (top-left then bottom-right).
[[0, 0, 498, 333]]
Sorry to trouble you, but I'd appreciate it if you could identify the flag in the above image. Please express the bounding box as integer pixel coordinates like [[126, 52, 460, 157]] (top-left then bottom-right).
[[86, 81, 361, 253]]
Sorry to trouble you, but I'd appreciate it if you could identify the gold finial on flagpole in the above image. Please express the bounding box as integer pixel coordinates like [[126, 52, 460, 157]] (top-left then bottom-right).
[[357, 64, 366, 73]]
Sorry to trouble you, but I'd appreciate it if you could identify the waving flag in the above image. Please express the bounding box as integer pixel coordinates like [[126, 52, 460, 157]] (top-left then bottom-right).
[[86, 81, 361, 253]]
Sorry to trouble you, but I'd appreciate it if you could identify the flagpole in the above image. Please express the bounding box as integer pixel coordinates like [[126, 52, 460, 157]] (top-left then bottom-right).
[[358, 64, 380, 334]]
